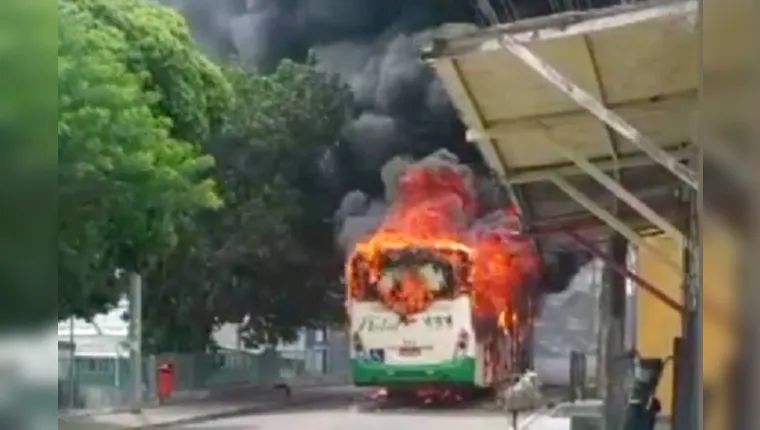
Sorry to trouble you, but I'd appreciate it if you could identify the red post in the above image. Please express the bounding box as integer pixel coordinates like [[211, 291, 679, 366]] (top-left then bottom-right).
[[156, 362, 175, 402]]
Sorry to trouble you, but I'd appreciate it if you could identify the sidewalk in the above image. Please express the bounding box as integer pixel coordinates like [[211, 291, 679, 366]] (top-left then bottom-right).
[[59, 385, 359, 429], [522, 400, 672, 430]]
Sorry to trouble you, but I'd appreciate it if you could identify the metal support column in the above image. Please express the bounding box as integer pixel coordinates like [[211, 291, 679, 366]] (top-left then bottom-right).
[[601, 234, 629, 430], [68, 318, 76, 409], [128, 272, 143, 413], [674, 182, 701, 430], [594, 260, 607, 398]]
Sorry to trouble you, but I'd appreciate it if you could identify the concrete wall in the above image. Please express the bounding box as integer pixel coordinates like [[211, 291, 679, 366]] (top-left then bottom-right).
[[636, 220, 737, 429]]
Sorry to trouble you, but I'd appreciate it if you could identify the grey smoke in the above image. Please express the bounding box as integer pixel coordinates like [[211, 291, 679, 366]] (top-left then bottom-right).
[[335, 192, 387, 252], [320, 31, 467, 177], [155, 0, 481, 184], [340, 113, 413, 174], [154, 0, 633, 184], [155, 0, 598, 294], [379, 155, 413, 202], [374, 35, 431, 115], [311, 40, 376, 89]]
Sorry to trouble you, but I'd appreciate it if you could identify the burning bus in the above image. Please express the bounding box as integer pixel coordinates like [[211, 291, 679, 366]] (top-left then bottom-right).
[[343, 152, 541, 396]]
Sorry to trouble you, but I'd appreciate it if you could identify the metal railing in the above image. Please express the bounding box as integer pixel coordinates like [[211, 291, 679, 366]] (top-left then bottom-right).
[[58, 345, 351, 411]]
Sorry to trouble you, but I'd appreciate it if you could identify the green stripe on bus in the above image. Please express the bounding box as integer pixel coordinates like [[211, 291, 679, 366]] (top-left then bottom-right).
[[351, 358, 477, 385]]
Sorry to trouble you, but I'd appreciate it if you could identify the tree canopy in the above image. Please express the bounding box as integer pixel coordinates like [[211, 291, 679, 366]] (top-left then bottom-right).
[[58, 0, 223, 319], [143, 61, 351, 352], [58, 0, 352, 350]]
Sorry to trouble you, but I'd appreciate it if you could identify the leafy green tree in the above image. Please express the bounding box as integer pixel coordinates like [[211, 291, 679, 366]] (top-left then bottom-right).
[[58, 0, 351, 350], [58, 0, 223, 319], [66, 0, 232, 144], [144, 61, 352, 352]]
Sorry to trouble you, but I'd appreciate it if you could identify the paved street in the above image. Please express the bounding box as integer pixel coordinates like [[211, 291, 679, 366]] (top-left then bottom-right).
[[60, 385, 572, 429], [179, 397, 568, 430], [59, 386, 364, 429]]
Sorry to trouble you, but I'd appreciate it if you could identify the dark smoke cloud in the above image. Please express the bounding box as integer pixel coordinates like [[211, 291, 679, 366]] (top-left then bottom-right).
[[154, 0, 552, 187], [157, 0, 612, 292], [156, 0, 624, 196]]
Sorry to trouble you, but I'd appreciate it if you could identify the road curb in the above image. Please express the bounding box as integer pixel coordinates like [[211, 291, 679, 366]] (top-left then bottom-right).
[[139, 387, 358, 429], [59, 386, 358, 429], [59, 397, 313, 430], [139, 397, 311, 428]]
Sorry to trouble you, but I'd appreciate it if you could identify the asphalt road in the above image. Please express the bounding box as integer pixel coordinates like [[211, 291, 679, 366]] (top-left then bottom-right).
[[177, 392, 552, 430]]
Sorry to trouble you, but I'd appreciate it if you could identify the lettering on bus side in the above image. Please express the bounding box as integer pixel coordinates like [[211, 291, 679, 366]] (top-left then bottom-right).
[[357, 314, 454, 332], [356, 316, 402, 332], [422, 314, 453, 330]]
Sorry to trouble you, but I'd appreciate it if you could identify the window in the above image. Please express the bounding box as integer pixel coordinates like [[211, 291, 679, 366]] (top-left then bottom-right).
[[375, 249, 462, 299]]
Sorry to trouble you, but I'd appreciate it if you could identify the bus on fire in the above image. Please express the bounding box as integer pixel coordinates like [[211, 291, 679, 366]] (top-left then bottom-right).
[[341, 153, 541, 398], [345, 245, 533, 397]]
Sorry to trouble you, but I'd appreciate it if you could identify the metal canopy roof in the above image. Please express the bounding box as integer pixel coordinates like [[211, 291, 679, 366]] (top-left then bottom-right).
[[423, 0, 700, 251], [422, 3, 748, 425], [428, 1, 696, 171]]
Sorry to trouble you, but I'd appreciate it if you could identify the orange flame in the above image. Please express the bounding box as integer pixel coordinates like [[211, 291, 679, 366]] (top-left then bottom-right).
[[346, 162, 540, 320]]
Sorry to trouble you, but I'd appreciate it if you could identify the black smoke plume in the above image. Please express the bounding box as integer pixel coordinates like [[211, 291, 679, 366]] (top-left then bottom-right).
[[158, 0, 618, 292], [158, 0, 623, 195]]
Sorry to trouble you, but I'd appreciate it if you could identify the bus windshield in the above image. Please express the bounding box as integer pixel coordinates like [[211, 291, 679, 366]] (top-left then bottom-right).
[[348, 247, 470, 302]]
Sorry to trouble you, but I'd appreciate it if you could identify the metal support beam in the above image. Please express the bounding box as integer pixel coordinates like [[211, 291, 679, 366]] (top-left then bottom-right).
[[567, 231, 685, 315], [526, 204, 685, 239], [474, 0, 698, 189], [582, 33, 623, 189], [549, 174, 683, 274], [601, 234, 628, 430], [676, 180, 701, 430], [444, 61, 508, 179], [466, 139, 691, 185], [443, 59, 543, 277], [542, 136, 686, 244], [569, 227, 732, 329], [446, 61, 532, 219]]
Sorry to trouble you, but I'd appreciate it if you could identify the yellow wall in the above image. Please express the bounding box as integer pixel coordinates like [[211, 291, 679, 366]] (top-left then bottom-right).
[[636, 220, 737, 428]]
